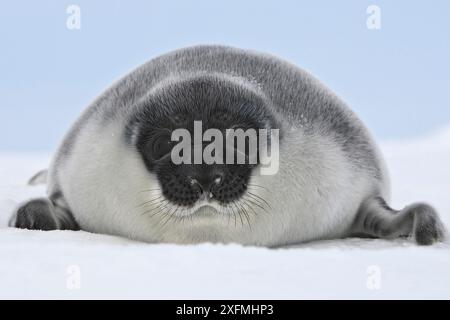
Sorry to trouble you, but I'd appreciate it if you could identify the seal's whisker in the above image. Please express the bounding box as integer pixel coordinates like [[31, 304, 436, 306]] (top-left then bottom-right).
[[138, 189, 162, 194], [247, 184, 269, 191], [142, 200, 170, 217], [243, 193, 266, 208], [243, 195, 270, 214], [225, 204, 232, 226], [140, 198, 168, 210], [140, 203, 165, 217], [247, 191, 272, 209], [166, 205, 185, 227], [153, 199, 170, 210], [175, 207, 188, 224], [233, 202, 244, 228], [228, 203, 238, 228], [136, 196, 164, 209], [154, 205, 174, 229], [153, 202, 172, 216], [241, 198, 258, 218], [236, 201, 251, 229], [160, 206, 178, 229], [139, 199, 165, 216]]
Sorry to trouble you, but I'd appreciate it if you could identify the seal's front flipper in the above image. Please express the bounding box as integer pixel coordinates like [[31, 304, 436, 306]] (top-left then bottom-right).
[[9, 198, 79, 231], [351, 197, 446, 245]]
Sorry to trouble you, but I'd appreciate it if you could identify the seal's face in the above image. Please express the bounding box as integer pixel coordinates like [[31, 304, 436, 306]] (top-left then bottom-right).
[[126, 76, 276, 215]]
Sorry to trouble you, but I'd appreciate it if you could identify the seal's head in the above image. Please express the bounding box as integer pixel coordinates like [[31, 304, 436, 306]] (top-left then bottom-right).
[[126, 74, 278, 217]]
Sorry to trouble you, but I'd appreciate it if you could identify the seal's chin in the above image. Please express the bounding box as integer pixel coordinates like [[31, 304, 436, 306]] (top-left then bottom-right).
[[190, 200, 221, 216]]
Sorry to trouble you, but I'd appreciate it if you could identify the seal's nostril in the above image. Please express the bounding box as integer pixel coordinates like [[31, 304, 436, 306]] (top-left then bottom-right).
[[188, 174, 223, 197], [188, 177, 203, 194], [213, 174, 223, 185], [189, 177, 198, 186]]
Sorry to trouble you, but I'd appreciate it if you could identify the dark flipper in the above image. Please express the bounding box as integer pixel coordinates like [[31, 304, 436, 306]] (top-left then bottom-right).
[[9, 197, 79, 231], [351, 197, 446, 245]]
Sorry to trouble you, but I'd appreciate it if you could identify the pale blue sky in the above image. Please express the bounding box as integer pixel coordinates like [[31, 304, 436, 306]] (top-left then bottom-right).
[[1, 0, 449, 151]]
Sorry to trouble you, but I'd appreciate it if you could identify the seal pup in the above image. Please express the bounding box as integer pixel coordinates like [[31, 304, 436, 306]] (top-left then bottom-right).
[[9, 45, 446, 246]]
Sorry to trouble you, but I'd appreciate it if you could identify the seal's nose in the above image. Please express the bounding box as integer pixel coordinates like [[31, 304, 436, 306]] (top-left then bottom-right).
[[189, 173, 223, 194]]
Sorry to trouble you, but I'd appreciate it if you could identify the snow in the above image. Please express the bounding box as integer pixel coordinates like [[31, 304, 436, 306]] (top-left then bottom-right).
[[1, 128, 450, 299]]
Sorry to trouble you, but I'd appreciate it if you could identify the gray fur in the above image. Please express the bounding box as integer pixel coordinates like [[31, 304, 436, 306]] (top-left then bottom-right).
[[51, 45, 384, 188]]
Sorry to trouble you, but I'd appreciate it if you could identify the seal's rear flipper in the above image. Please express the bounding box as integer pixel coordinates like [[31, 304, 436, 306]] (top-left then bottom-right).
[[28, 170, 48, 186], [351, 197, 447, 245], [9, 198, 79, 231]]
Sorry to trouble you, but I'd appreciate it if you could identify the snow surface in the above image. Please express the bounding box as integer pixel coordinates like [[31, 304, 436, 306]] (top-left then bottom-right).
[[1, 128, 450, 299]]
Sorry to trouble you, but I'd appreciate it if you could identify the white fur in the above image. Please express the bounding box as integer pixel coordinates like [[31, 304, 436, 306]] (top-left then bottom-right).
[[51, 115, 384, 246]]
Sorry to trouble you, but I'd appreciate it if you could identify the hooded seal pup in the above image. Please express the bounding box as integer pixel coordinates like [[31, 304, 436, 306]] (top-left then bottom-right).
[[10, 45, 446, 246]]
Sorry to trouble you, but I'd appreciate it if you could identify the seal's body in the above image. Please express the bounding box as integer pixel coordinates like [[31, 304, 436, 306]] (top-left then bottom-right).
[[11, 45, 445, 246]]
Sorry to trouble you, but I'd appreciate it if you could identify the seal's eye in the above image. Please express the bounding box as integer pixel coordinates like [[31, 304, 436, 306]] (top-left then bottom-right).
[[151, 134, 172, 160]]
